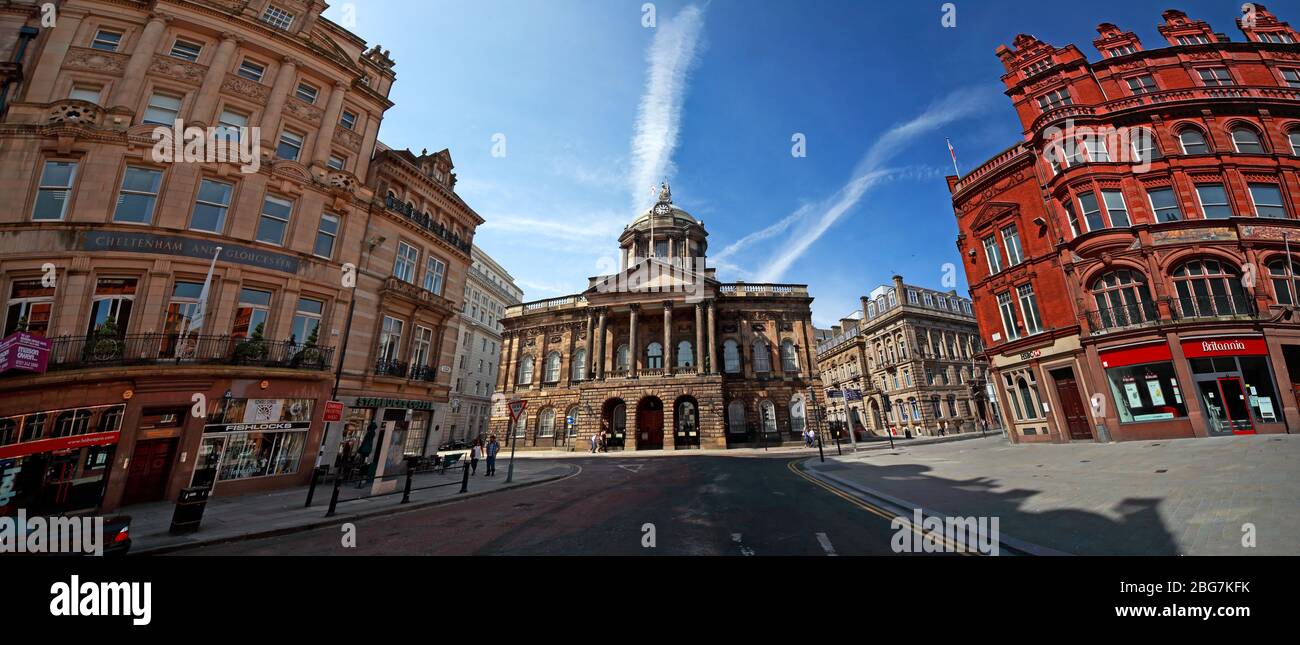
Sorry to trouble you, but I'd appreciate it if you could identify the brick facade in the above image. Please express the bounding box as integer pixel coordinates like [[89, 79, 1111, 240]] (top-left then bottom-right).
[[950, 6, 1300, 443]]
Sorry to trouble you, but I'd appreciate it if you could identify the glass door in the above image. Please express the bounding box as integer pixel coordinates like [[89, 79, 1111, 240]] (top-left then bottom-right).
[[1217, 377, 1256, 435]]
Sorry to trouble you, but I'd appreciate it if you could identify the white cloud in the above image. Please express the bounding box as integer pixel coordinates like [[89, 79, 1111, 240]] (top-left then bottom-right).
[[629, 4, 706, 212], [748, 87, 997, 283]]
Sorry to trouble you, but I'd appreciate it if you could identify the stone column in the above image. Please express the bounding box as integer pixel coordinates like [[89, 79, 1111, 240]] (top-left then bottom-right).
[[663, 301, 673, 375], [190, 33, 240, 124], [596, 308, 607, 380], [629, 305, 639, 378], [706, 300, 717, 374], [583, 312, 594, 382], [694, 303, 705, 372], [312, 81, 349, 165], [258, 56, 300, 149], [108, 13, 171, 108], [23, 10, 86, 104]]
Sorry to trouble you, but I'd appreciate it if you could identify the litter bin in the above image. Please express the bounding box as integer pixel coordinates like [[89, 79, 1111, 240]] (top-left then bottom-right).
[[169, 486, 212, 535]]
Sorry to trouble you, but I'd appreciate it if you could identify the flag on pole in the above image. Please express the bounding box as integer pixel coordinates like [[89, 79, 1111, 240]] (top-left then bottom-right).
[[189, 246, 223, 336], [946, 138, 960, 177]]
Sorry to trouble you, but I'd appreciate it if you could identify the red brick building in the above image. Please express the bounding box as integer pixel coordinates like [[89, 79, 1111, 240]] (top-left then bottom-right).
[[949, 7, 1300, 443]]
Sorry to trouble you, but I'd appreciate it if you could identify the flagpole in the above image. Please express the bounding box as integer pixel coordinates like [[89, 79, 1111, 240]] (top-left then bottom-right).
[[946, 138, 961, 177], [186, 246, 222, 349]]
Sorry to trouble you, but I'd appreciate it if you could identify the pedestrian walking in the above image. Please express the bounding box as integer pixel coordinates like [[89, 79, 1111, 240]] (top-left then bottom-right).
[[599, 429, 609, 453], [590, 432, 599, 453], [470, 440, 482, 474], [485, 435, 500, 476]]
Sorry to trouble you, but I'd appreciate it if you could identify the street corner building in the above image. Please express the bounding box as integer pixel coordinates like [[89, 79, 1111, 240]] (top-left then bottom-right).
[[0, 0, 484, 515], [489, 184, 825, 451], [949, 6, 1300, 443], [815, 277, 998, 440]]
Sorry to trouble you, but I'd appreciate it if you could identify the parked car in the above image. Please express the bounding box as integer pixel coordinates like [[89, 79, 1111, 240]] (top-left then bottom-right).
[[438, 440, 468, 451], [102, 515, 132, 556]]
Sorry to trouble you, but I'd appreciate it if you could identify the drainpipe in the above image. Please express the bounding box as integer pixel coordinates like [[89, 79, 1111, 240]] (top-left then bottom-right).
[[0, 27, 40, 117]]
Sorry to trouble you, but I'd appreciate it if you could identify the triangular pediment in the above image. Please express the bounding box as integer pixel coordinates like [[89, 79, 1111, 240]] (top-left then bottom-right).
[[970, 201, 1020, 233], [583, 257, 717, 303]]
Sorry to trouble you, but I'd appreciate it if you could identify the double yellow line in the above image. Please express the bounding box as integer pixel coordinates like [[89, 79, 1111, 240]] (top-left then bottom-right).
[[786, 459, 976, 556]]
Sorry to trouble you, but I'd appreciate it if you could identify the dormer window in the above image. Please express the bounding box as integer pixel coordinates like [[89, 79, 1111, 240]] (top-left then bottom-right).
[[1177, 34, 1210, 45], [1023, 59, 1055, 77], [1258, 31, 1295, 44], [1282, 69, 1300, 88], [1107, 45, 1136, 58], [262, 5, 295, 30]]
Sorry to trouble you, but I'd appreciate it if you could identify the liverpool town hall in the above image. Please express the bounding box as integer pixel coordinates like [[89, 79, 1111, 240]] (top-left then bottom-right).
[[490, 185, 824, 450]]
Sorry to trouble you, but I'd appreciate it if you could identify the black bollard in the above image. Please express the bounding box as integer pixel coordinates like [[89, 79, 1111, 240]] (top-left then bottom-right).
[[326, 477, 341, 517], [402, 464, 414, 504], [459, 460, 470, 493], [304, 466, 321, 508]]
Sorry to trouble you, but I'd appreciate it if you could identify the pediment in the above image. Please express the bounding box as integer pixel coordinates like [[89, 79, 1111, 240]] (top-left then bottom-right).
[[970, 201, 1020, 232]]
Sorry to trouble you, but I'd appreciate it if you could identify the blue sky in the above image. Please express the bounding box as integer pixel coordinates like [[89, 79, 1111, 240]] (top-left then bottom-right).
[[326, 0, 1249, 326]]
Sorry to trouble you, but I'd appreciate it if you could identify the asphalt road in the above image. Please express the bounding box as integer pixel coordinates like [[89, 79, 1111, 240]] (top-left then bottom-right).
[[170, 455, 920, 556]]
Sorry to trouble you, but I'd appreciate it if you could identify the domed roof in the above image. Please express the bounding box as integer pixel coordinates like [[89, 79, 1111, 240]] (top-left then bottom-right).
[[629, 182, 699, 228]]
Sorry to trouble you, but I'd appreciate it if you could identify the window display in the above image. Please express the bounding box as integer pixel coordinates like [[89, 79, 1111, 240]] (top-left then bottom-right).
[[1105, 361, 1188, 422]]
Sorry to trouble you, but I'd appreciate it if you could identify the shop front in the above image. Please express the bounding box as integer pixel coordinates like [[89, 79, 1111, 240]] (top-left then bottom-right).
[[191, 397, 317, 492], [1097, 341, 1194, 441], [1180, 336, 1286, 436], [328, 396, 441, 476], [0, 403, 123, 516]]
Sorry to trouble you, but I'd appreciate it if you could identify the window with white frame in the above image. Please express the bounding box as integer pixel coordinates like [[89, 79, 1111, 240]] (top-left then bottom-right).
[[1195, 183, 1232, 219], [423, 255, 446, 294], [1108, 45, 1136, 58], [1147, 187, 1183, 222], [1178, 128, 1210, 154], [1231, 127, 1265, 154], [983, 235, 1002, 273], [261, 5, 295, 30], [1001, 224, 1023, 265], [1129, 128, 1161, 163], [169, 39, 203, 61], [1177, 34, 1210, 45], [1017, 283, 1043, 335], [1291, 130, 1300, 156], [142, 93, 182, 126], [277, 129, 304, 161], [32, 161, 76, 221], [256, 195, 293, 245], [1258, 31, 1295, 44], [1102, 190, 1131, 227], [1197, 67, 1232, 86], [69, 85, 101, 103], [314, 213, 339, 258], [112, 166, 163, 224], [237, 59, 265, 82], [295, 82, 319, 104], [1082, 136, 1111, 163], [91, 29, 122, 51], [537, 408, 555, 438], [1249, 184, 1287, 219], [997, 291, 1020, 340], [216, 109, 248, 142], [379, 316, 404, 362], [1125, 74, 1157, 94], [394, 241, 419, 283], [1035, 88, 1072, 111], [1281, 69, 1300, 89]]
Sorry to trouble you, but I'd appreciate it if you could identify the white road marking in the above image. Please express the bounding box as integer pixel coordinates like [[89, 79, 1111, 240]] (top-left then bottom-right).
[[816, 532, 837, 556], [618, 464, 643, 473]]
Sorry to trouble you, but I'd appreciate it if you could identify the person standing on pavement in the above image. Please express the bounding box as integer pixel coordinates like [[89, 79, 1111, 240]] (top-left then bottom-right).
[[469, 440, 482, 474], [590, 432, 599, 453], [485, 435, 500, 476]]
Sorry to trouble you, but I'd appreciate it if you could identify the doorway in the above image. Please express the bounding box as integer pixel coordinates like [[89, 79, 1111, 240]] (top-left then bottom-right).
[[122, 438, 177, 505], [673, 397, 700, 449], [1049, 367, 1094, 441], [637, 397, 664, 450], [1195, 377, 1256, 435]]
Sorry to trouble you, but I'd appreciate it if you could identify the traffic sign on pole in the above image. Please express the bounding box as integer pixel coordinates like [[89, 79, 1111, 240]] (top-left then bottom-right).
[[509, 399, 527, 422]]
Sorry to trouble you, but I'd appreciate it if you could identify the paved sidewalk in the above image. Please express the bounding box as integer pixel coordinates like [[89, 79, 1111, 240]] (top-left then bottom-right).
[[803, 434, 1300, 555], [126, 459, 578, 554]]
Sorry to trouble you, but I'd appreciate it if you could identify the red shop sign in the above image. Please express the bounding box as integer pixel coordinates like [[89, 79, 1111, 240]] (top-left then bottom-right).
[[1180, 337, 1268, 359], [0, 431, 121, 460], [1099, 342, 1172, 369]]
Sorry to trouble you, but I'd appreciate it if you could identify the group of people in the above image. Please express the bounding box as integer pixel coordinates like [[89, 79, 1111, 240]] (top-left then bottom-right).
[[466, 435, 501, 476], [589, 429, 609, 453], [802, 428, 819, 448]]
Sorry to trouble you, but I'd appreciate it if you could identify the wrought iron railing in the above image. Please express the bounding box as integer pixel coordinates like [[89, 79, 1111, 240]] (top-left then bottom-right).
[[38, 333, 334, 372], [1171, 295, 1257, 321], [374, 358, 410, 378], [1087, 300, 1161, 333]]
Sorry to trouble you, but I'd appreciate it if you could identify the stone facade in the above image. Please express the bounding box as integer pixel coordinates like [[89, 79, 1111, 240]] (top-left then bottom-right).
[[950, 7, 1300, 443], [448, 245, 522, 443], [816, 276, 993, 439], [490, 184, 824, 451]]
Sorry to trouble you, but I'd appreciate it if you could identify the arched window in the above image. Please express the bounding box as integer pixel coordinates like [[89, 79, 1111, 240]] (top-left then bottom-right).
[[1090, 269, 1156, 328], [1268, 259, 1300, 305], [676, 399, 698, 434], [1129, 127, 1162, 163], [543, 351, 561, 383], [1178, 127, 1210, 155], [612, 403, 627, 435], [1017, 378, 1038, 420], [517, 355, 534, 385], [676, 340, 693, 368], [1289, 128, 1300, 156], [1231, 126, 1265, 154], [615, 344, 630, 372], [789, 394, 806, 433], [759, 400, 778, 433], [564, 405, 580, 437], [537, 408, 555, 438], [727, 401, 746, 434], [780, 339, 799, 372], [1171, 259, 1251, 318], [646, 342, 663, 369], [752, 341, 772, 373], [514, 413, 527, 438], [723, 340, 741, 373], [571, 348, 587, 381]]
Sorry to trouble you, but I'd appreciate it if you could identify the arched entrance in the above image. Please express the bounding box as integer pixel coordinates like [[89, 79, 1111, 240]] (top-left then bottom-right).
[[636, 396, 664, 450], [601, 398, 627, 450], [673, 396, 700, 449]]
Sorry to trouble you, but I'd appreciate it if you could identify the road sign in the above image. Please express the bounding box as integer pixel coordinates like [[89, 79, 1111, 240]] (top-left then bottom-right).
[[323, 400, 345, 422], [508, 399, 528, 422]]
